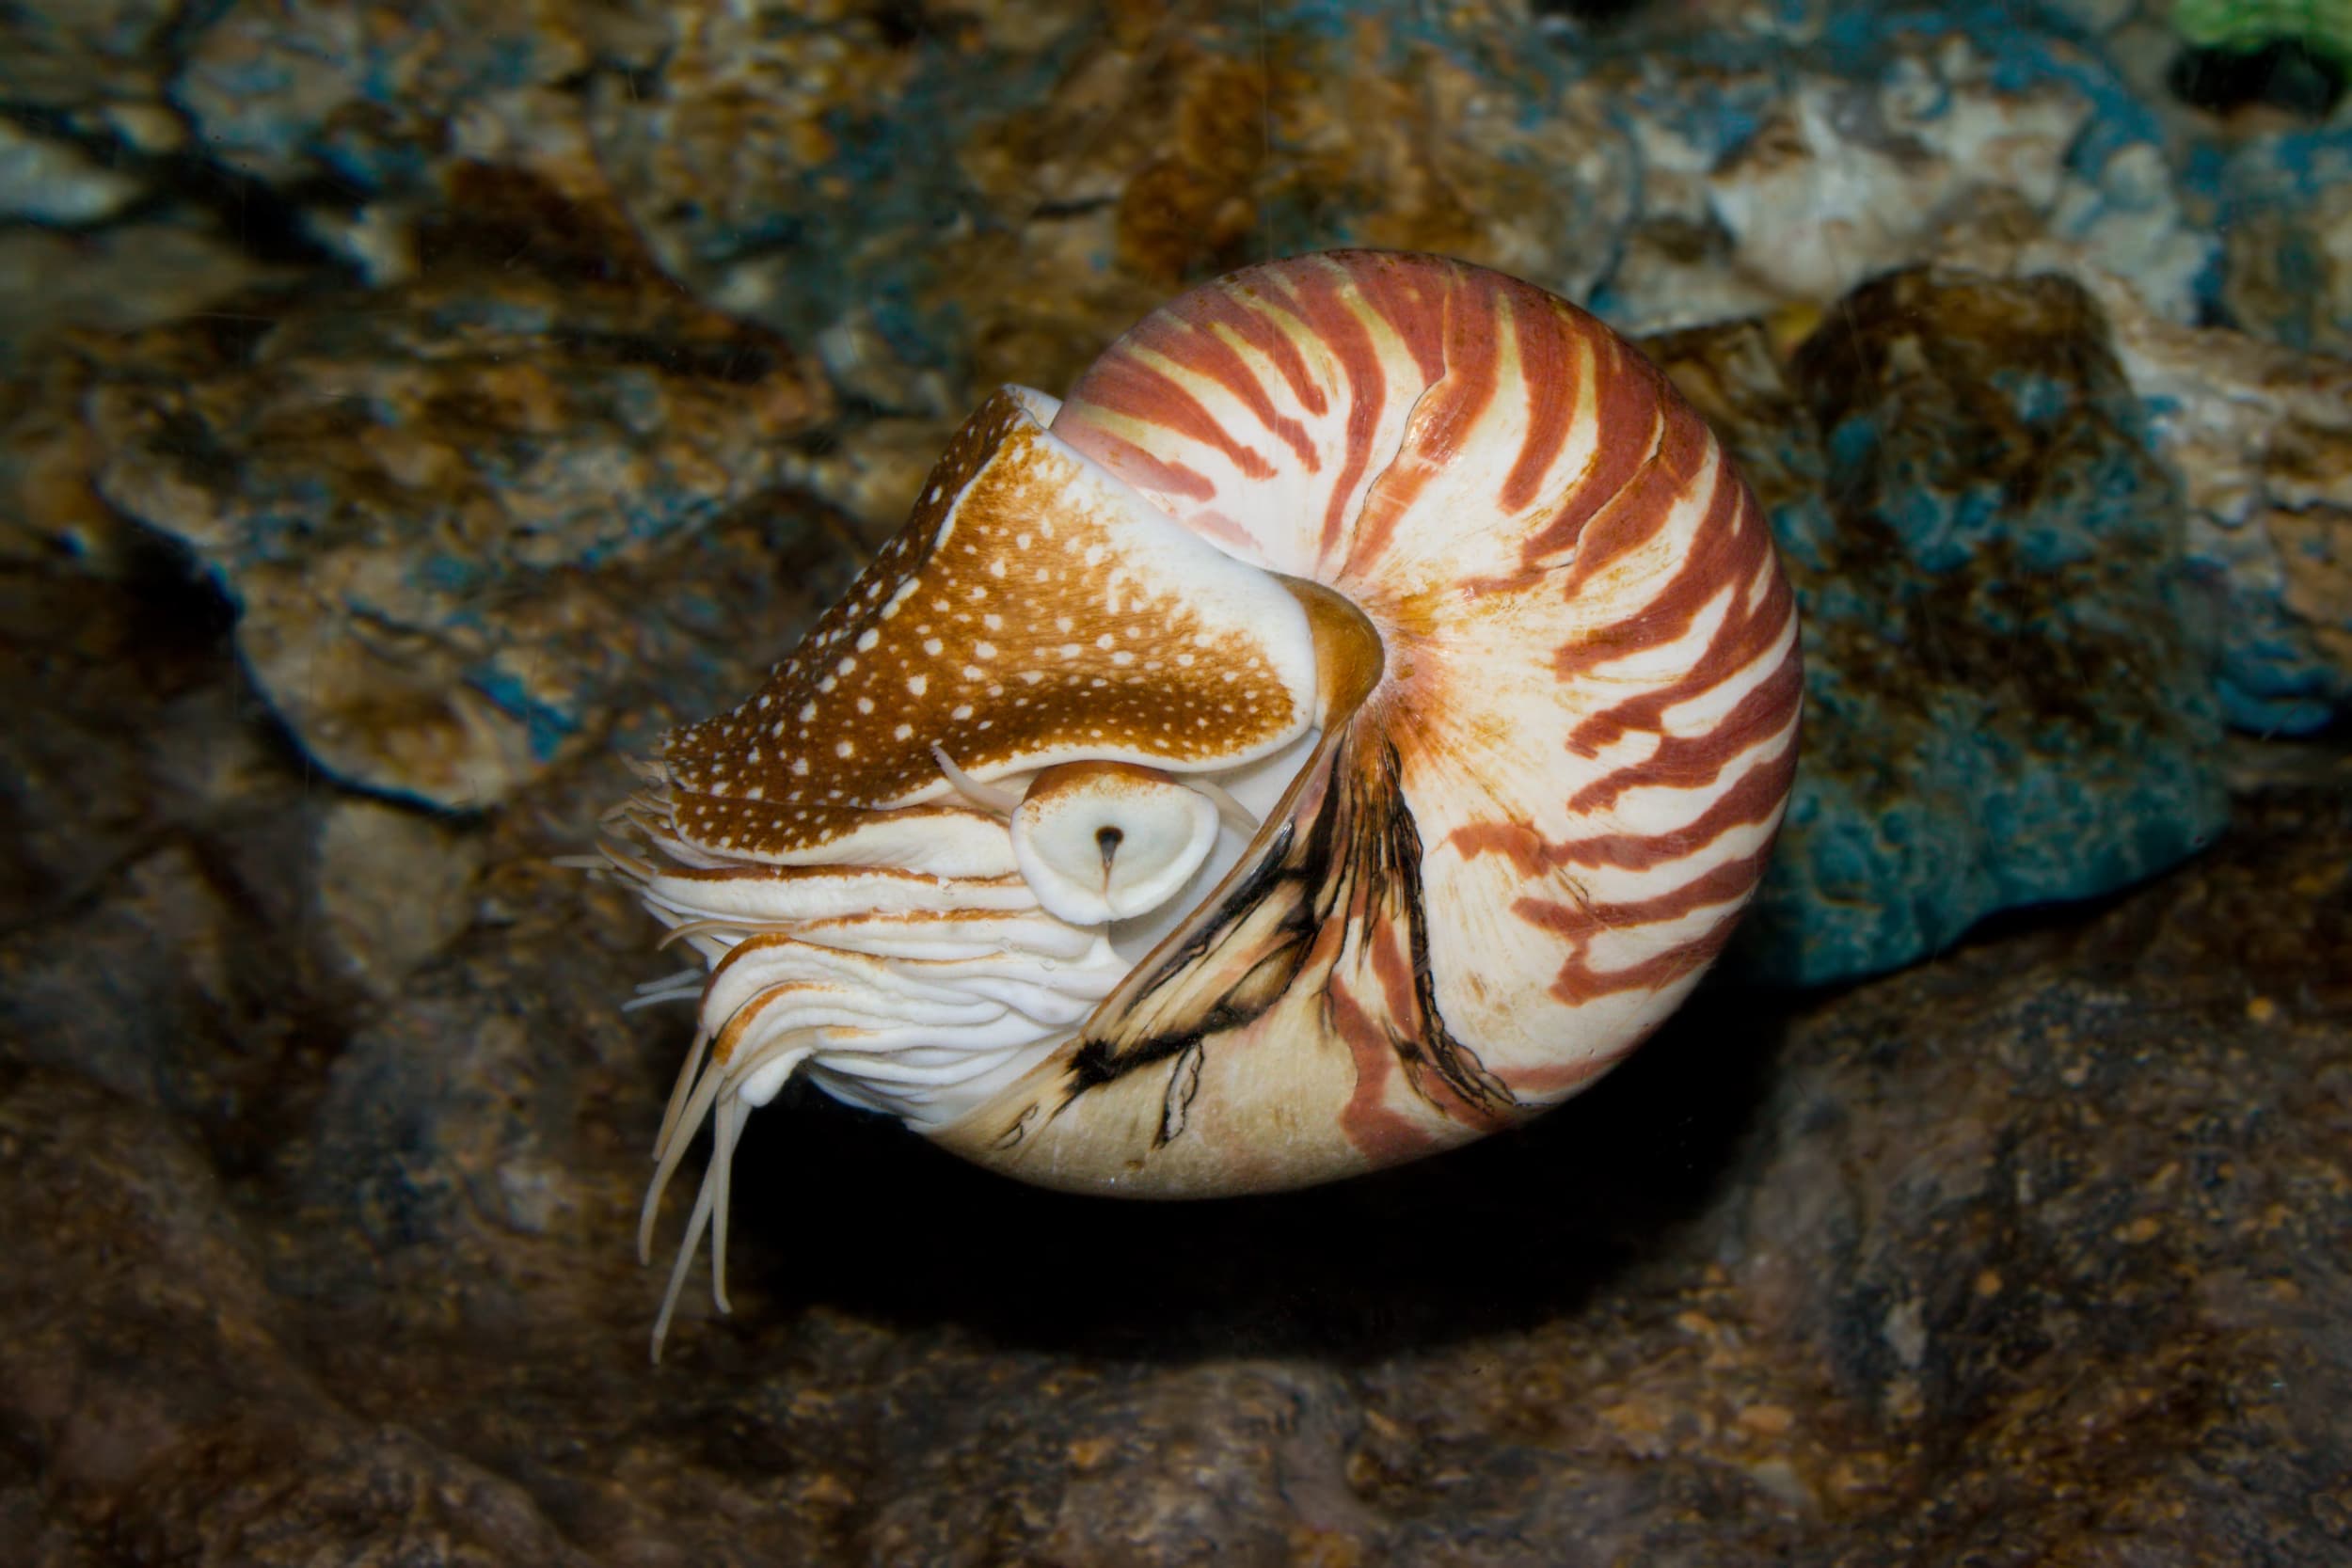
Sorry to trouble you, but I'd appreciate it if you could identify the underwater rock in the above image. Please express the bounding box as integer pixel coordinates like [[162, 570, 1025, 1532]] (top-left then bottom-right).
[[585, 0, 1626, 444], [0, 224, 281, 379], [1731, 780, 2352, 1560], [2201, 122, 2352, 360], [163, 0, 654, 306], [0, 117, 144, 225], [0, 563, 224, 919], [69, 271, 831, 809], [1565, 14, 2213, 337], [0, 566, 357, 1145], [1720, 772, 2352, 1559], [314, 798, 486, 1000], [0, 0, 178, 113], [1597, 33, 2073, 321], [171, 0, 600, 194], [0, 1069, 599, 1568], [2, 843, 272, 1125], [288, 912, 651, 1316], [2100, 284, 2352, 734], [1649, 268, 2228, 987]]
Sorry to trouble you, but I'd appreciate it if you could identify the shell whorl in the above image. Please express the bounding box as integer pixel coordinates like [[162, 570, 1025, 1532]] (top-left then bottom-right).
[[933, 250, 1802, 1191], [606, 250, 1799, 1345]]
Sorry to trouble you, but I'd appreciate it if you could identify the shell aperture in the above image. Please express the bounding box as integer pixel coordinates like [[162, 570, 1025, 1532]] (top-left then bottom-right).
[[598, 250, 1802, 1354]]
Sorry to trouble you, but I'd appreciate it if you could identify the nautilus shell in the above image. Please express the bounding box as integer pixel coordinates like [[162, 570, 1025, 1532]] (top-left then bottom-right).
[[599, 250, 1801, 1350]]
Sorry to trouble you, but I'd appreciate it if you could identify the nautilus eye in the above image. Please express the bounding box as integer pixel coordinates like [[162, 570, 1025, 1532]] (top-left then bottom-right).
[[596, 248, 1803, 1355], [1010, 763, 1221, 927]]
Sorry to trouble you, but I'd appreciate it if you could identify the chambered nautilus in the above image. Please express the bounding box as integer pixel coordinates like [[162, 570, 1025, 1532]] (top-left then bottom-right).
[[596, 250, 1802, 1353]]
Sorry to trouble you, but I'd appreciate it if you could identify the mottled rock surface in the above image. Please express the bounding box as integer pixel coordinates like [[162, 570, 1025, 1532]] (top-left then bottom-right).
[[583, 0, 1625, 407], [2101, 287, 2352, 734], [37, 261, 830, 808], [1656, 268, 2229, 984], [1584, 8, 2205, 333]]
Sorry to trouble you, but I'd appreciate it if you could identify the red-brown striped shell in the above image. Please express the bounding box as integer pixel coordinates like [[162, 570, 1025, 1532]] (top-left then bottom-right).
[[607, 251, 1799, 1345], [929, 250, 1801, 1191]]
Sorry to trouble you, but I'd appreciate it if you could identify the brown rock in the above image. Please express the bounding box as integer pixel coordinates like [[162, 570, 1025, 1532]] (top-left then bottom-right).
[[65, 267, 830, 807]]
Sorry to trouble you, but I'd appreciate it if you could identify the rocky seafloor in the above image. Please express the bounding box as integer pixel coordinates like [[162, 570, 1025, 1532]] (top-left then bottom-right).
[[4, 0, 2350, 1562]]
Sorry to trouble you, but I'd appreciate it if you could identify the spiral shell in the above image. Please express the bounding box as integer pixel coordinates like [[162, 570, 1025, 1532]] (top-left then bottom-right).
[[603, 251, 1800, 1348]]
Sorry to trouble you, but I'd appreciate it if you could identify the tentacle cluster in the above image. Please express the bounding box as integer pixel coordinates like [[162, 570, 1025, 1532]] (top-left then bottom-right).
[[602, 772, 1127, 1352]]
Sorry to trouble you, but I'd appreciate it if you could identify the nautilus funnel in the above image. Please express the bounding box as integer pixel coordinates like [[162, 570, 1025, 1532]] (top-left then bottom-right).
[[597, 250, 1801, 1351]]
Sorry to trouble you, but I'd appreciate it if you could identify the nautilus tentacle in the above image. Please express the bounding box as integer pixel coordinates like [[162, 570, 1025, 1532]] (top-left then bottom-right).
[[596, 250, 1801, 1353]]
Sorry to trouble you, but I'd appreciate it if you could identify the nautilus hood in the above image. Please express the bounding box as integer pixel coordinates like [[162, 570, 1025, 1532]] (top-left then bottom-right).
[[656, 386, 1326, 858]]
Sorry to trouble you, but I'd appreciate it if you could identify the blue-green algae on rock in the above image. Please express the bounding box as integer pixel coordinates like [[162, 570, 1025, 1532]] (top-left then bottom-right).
[[1651, 270, 2231, 988]]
